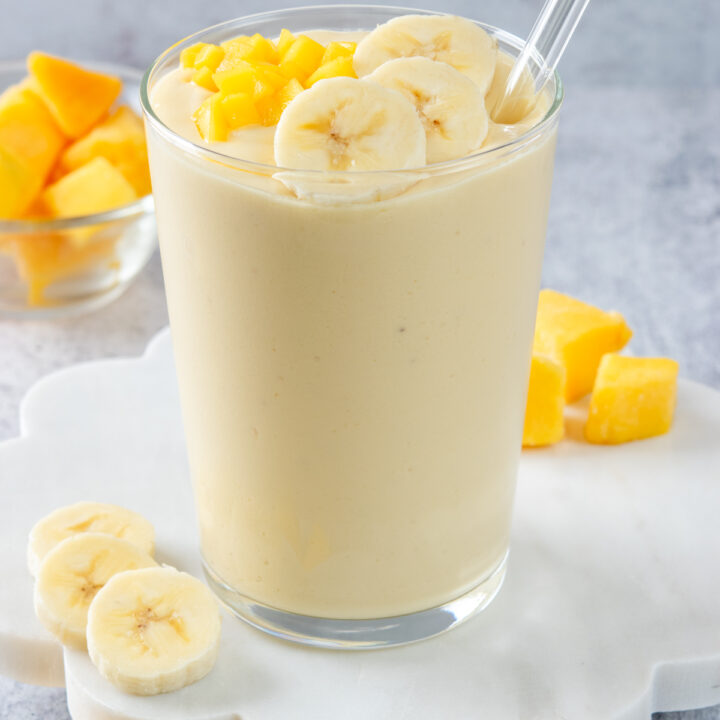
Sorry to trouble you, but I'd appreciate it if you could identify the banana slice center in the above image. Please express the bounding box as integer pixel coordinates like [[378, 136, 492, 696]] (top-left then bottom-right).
[[131, 606, 190, 656]]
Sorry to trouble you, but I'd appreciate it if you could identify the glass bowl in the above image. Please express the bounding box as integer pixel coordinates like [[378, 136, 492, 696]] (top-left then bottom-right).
[[0, 61, 156, 319]]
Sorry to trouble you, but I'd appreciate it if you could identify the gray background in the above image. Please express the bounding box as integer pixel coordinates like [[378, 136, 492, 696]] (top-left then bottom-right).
[[1, 0, 718, 718]]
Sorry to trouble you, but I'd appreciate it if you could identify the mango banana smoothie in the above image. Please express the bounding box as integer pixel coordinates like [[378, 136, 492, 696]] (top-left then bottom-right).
[[143, 7, 561, 645]]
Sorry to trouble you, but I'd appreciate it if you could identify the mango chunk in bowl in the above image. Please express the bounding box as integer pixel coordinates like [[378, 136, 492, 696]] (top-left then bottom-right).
[[0, 55, 155, 317]]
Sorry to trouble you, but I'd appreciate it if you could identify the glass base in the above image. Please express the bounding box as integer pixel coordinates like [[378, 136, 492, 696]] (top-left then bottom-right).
[[204, 552, 508, 649]]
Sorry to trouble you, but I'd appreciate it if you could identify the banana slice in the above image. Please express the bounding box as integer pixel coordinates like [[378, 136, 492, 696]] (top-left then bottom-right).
[[274, 76, 426, 171], [28, 501, 155, 577], [354, 14, 498, 95], [87, 566, 221, 696], [34, 533, 156, 649], [367, 57, 488, 163]]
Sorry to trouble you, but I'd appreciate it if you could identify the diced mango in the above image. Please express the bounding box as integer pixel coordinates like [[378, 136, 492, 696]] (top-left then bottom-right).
[[522, 354, 566, 447], [41, 156, 137, 219], [0, 146, 39, 219], [192, 94, 228, 142], [585, 355, 679, 444], [221, 93, 260, 129], [534, 290, 632, 402], [321, 41, 356, 64], [213, 64, 256, 95], [12, 231, 117, 306], [193, 44, 225, 72], [305, 56, 357, 87], [59, 106, 150, 197], [180, 43, 207, 69], [0, 84, 66, 212], [60, 106, 143, 169], [28, 52, 122, 138], [276, 29, 296, 59], [282, 36, 325, 79], [256, 78, 304, 126], [248, 34, 279, 64], [217, 37, 255, 71], [192, 66, 218, 92]]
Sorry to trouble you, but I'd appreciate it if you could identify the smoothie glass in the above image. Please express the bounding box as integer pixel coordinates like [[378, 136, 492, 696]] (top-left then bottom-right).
[[141, 5, 562, 648]]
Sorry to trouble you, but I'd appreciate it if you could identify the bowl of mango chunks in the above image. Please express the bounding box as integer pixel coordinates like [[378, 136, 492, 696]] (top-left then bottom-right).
[[0, 53, 155, 317]]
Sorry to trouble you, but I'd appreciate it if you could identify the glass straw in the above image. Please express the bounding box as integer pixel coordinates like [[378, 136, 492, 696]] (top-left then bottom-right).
[[490, 0, 591, 123]]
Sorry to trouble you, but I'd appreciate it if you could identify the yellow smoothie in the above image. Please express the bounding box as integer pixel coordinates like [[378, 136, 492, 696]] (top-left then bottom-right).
[[145, 15, 560, 621]]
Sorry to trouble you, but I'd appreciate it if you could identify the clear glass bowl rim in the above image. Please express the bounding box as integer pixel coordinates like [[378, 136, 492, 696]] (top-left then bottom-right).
[[140, 3, 564, 178], [0, 60, 154, 234]]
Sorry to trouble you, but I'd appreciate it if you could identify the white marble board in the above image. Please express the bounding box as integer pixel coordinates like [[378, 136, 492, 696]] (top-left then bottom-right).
[[0, 328, 719, 719]]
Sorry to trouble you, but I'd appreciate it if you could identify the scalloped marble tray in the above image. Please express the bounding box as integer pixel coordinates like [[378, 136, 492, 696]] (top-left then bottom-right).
[[1, 328, 719, 719]]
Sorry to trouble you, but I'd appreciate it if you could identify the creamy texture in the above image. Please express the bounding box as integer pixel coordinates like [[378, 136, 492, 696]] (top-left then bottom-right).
[[147, 28, 558, 618]]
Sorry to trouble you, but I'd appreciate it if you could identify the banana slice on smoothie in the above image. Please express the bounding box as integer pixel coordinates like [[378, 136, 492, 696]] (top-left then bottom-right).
[[274, 76, 426, 170], [28, 501, 155, 577], [87, 566, 221, 696], [34, 533, 156, 649], [354, 14, 498, 95], [368, 57, 488, 163]]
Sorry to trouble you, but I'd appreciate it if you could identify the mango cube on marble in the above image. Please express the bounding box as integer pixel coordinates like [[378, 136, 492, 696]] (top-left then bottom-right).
[[523, 354, 566, 447], [585, 354, 679, 444], [534, 289, 632, 402]]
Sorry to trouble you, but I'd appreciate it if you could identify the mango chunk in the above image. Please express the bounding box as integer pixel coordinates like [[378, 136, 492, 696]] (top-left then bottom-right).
[[585, 355, 679, 444], [221, 93, 260, 129], [28, 52, 122, 138], [534, 290, 632, 402], [281, 35, 325, 81], [192, 94, 228, 142], [523, 354, 566, 447], [0, 145, 39, 219], [305, 56, 357, 87], [257, 78, 304, 126], [321, 41, 356, 64], [41, 156, 137, 219], [0, 85, 66, 215], [276, 29, 296, 59], [193, 44, 225, 72]]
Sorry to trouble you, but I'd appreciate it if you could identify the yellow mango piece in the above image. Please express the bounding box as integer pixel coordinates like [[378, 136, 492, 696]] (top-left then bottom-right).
[[193, 44, 225, 72], [0, 146, 39, 219], [192, 94, 228, 142], [321, 41, 356, 64], [534, 289, 632, 402], [282, 35, 325, 79], [180, 43, 207, 69], [276, 29, 296, 59], [42, 156, 137, 219], [213, 63, 256, 95], [60, 106, 144, 169], [0, 84, 66, 206], [192, 66, 218, 92], [28, 52, 122, 138], [217, 37, 255, 72], [220, 93, 260, 129], [114, 156, 152, 197], [305, 56, 357, 87], [585, 355, 679, 444], [248, 34, 279, 64], [256, 78, 303, 127], [12, 231, 117, 306], [522, 354, 566, 448]]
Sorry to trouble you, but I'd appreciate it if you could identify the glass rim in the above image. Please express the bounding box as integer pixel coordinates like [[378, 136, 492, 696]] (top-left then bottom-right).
[[0, 60, 154, 233], [140, 3, 564, 178]]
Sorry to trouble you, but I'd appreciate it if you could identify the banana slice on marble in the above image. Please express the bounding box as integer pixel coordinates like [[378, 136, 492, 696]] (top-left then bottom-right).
[[34, 533, 156, 649], [87, 566, 221, 696], [354, 14, 498, 95], [274, 76, 426, 171], [28, 501, 155, 577], [368, 56, 488, 163]]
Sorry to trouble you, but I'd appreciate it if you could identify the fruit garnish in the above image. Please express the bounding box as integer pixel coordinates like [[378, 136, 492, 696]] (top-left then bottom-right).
[[585, 355, 679, 444], [367, 56, 488, 163], [523, 354, 566, 448], [87, 566, 221, 696], [534, 289, 632, 402], [274, 77, 426, 171], [34, 533, 156, 649], [182, 30, 359, 140], [353, 14, 498, 94]]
